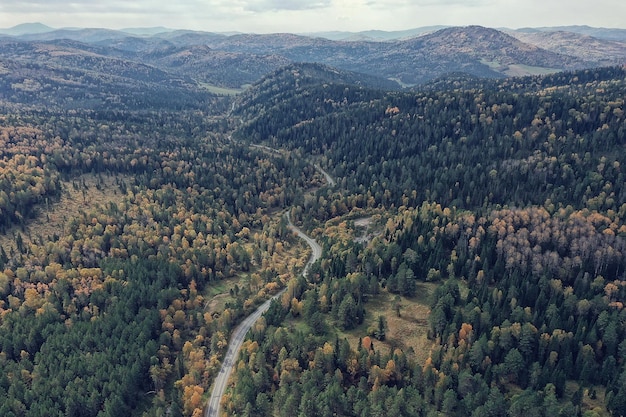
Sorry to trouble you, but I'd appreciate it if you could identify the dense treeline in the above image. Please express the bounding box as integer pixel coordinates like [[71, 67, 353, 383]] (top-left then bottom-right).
[[225, 65, 626, 416]]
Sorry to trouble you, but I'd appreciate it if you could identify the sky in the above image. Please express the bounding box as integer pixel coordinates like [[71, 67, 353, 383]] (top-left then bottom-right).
[[0, 0, 625, 33]]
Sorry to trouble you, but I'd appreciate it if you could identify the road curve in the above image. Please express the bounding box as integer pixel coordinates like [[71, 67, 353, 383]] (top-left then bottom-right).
[[205, 213, 323, 417], [314, 164, 335, 187], [286, 211, 322, 278]]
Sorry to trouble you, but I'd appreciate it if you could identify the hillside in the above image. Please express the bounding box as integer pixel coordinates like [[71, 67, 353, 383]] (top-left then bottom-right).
[[140, 44, 291, 88], [227, 65, 626, 416], [0, 55, 315, 417], [233, 62, 399, 120], [509, 30, 626, 65], [412, 26, 579, 68], [236, 65, 626, 212], [516, 25, 626, 42]]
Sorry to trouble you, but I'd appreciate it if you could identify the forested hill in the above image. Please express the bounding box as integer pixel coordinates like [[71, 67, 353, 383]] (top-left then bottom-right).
[[236, 65, 626, 213], [232, 63, 397, 121], [224, 65, 626, 417]]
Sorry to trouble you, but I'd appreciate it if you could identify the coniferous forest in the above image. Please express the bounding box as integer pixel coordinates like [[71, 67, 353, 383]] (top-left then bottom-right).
[[1, 55, 625, 417]]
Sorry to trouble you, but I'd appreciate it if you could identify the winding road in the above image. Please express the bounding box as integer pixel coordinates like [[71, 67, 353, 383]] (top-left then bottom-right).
[[205, 194, 326, 417], [205, 287, 286, 417], [314, 164, 336, 187]]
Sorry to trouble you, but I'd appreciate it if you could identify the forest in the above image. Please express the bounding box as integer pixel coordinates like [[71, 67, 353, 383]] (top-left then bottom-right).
[[226, 64, 626, 417], [0, 61, 625, 417], [0, 81, 321, 416]]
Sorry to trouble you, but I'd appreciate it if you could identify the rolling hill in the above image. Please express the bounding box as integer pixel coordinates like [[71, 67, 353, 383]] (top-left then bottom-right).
[[508, 30, 626, 66], [1, 24, 622, 88]]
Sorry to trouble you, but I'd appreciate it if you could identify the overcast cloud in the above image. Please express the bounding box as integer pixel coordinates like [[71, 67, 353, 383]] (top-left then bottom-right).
[[0, 0, 624, 33]]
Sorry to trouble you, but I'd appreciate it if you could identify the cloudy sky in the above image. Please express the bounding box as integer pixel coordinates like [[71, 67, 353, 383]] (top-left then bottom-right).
[[1, 0, 624, 33]]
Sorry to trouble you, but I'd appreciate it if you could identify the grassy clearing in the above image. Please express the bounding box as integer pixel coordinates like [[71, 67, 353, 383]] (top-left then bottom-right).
[[204, 276, 244, 313], [337, 283, 437, 364], [480, 59, 561, 77], [199, 83, 245, 96], [352, 215, 384, 244], [565, 381, 610, 416], [480, 59, 504, 70], [284, 315, 312, 334], [0, 173, 129, 255], [504, 64, 561, 77], [388, 77, 414, 88]]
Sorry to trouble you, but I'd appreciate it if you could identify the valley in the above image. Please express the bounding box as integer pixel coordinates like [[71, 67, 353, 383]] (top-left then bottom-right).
[[0, 22, 625, 417]]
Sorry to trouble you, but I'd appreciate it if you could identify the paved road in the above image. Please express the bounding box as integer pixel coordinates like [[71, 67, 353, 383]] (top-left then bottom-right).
[[205, 213, 323, 417]]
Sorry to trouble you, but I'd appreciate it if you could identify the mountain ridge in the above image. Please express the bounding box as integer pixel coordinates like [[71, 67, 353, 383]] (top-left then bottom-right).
[[1, 24, 622, 87], [4, 22, 626, 41], [515, 24, 626, 41]]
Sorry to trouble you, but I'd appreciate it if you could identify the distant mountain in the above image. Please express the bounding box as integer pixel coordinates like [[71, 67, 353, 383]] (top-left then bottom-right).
[[16, 28, 131, 43], [397, 25, 581, 79], [141, 44, 292, 88], [120, 26, 174, 36], [0, 38, 186, 83], [0, 38, 213, 110], [509, 30, 626, 65], [151, 30, 229, 47], [212, 26, 597, 85], [5, 22, 626, 43], [0, 23, 619, 88], [203, 26, 585, 84], [92, 36, 175, 54], [303, 26, 448, 41], [515, 25, 626, 42], [0, 22, 54, 36]]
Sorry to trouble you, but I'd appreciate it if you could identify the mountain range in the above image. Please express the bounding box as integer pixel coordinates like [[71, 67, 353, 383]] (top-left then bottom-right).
[[0, 23, 625, 91], [3, 22, 626, 41]]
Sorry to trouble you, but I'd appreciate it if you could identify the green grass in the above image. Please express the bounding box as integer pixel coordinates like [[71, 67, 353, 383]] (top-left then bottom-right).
[[272, 282, 437, 364], [284, 316, 312, 334], [480, 59, 503, 69], [388, 77, 414, 88], [205, 277, 239, 297]]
